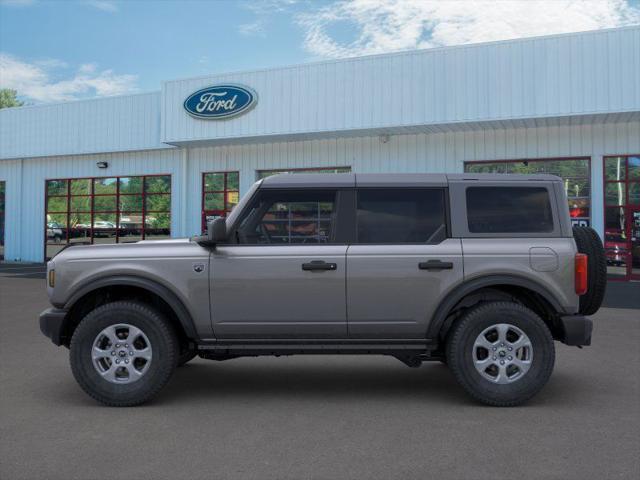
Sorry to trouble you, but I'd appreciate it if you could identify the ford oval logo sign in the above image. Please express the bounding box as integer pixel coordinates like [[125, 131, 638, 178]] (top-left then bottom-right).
[[183, 84, 257, 120]]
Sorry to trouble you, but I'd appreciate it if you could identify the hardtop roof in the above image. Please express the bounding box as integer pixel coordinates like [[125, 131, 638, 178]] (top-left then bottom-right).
[[259, 172, 561, 188]]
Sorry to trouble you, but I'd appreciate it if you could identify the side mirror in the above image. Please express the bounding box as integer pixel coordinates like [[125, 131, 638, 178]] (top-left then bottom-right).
[[208, 217, 227, 244]]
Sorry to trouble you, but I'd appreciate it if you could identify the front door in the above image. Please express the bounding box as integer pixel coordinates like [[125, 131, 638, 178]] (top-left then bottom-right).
[[210, 188, 349, 338], [346, 188, 464, 338]]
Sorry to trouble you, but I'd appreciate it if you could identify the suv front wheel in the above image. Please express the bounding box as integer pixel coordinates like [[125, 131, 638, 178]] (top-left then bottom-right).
[[70, 301, 179, 407], [446, 302, 555, 407]]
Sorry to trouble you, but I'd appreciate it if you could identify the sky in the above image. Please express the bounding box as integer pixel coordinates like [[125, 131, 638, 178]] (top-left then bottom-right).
[[1, 0, 639, 104]]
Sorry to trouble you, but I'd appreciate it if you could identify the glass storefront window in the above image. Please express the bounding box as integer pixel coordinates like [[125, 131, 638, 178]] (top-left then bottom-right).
[[603, 155, 640, 280], [605, 157, 626, 181], [201, 171, 240, 232], [464, 158, 591, 227], [45, 175, 171, 259], [605, 183, 626, 206]]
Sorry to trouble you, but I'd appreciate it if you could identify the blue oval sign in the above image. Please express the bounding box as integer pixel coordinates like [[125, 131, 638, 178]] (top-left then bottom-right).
[[183, 84, 257, 119]]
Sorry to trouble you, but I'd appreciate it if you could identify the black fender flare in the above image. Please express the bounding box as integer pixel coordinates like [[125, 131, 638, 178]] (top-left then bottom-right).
[[426, 274, 566, 340], [63, 275, 198, 339]]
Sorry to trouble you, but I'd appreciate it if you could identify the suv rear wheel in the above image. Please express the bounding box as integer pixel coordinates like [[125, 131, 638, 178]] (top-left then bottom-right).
[[69, 301, 179, 407], [446, 301, 555, 407]]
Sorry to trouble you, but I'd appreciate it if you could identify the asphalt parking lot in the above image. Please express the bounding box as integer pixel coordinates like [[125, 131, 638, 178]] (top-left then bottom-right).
[[1, 264, 639, 480]]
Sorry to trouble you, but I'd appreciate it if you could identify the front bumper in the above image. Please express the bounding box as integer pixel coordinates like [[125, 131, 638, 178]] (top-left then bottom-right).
[[558, 315, 593, 346], [39, 307, 68, 346]]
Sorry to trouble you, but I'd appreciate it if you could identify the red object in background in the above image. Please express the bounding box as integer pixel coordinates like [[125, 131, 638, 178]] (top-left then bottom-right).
[[569, 207, 588, 218], [575, 253, 588, 295]]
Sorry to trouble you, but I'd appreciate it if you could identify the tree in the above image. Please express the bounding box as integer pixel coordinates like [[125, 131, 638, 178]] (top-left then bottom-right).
[[0, 89, 24, 109]]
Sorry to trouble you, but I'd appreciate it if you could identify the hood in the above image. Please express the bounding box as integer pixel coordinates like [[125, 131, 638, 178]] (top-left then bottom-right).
[[51, 237, 199, 262]]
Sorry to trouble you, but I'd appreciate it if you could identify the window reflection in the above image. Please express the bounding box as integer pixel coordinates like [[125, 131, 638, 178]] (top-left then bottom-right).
[[45, 175, 171, 259], [201, 172, 240, 232]]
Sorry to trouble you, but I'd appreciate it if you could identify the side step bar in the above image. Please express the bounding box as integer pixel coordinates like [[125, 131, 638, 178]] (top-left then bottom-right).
[[196, 338, 438, 356]]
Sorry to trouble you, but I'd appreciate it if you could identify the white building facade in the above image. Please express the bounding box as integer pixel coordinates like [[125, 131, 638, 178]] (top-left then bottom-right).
[[1, 27, 639, 279]]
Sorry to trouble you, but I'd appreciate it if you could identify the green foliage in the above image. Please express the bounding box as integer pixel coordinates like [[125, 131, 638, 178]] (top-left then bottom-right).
[[0, 89, 24, 109]]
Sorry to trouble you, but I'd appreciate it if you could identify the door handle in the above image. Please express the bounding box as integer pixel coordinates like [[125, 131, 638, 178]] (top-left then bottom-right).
[[418, 260, 454, 271], [302, 260, 337, 272]]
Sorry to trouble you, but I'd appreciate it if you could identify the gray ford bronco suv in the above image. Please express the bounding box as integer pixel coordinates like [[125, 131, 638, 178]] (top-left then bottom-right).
[[40, 173, 606, 407]]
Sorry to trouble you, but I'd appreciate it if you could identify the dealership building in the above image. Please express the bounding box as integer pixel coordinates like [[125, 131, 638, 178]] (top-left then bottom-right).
[[0, 26, 639, 280]]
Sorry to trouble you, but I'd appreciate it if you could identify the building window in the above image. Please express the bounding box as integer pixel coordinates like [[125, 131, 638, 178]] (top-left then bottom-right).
[[464, 158, 591, 227], [0, 181, 5, 260], [603, 155, 640, 280], [201, 171, 239, 232], [257, 166, 351, 180], [45, 175, 171, 260]]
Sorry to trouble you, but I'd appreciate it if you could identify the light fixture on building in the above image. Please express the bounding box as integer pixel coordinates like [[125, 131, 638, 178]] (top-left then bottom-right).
[[379, 133, 390, 144], [96, 161, 108, 169]]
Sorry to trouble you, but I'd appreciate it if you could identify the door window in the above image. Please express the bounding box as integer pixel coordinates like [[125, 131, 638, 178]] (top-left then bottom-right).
[[356, 189, 447, 244], [235, 190, 338, 244], [237, 190, 336, 245]]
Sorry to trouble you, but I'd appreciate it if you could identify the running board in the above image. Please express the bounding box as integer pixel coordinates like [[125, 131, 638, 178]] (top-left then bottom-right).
[[196, 338, 437, 356]]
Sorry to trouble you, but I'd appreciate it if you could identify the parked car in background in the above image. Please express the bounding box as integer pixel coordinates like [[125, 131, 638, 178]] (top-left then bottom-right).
[[92, 221, 116, 237], [604, 230, 628, 266], [46, 222, 64, 243]]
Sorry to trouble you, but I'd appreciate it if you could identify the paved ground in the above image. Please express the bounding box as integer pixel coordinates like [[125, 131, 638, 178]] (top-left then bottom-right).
[[1, 265, 639, 480]]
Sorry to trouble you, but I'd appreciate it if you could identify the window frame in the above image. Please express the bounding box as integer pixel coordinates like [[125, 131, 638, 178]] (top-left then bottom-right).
[[354, 187, 450, 245], [44, 174, 172, 260]]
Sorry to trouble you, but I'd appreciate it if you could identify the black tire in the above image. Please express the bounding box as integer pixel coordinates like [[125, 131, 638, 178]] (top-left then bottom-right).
[[177, 349, 197, 367], [446, 302, 555, 407], [573, 226, 607, 315], [70, 301, 179, 407]]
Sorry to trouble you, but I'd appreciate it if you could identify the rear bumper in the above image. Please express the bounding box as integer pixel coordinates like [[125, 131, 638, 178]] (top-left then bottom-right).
[[558, 315, 593, 346], [39, 307, 68, 346]]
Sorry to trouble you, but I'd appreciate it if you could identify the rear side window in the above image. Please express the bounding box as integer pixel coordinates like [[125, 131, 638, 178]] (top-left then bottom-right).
[[356, 189, 447, 243], [466, 187, 554, 233]]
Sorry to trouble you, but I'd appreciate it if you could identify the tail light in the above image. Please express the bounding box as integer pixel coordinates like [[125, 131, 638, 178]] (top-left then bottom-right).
[[575, 253, 588, 295]]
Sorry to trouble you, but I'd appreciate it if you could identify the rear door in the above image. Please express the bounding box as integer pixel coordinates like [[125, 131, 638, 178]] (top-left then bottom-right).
[[346, 187, 463, 338]]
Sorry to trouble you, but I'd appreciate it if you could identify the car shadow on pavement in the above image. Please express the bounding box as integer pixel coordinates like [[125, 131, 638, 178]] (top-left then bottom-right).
[[47, 360, 590, 408], [151, 360, 577, 407], [156, 361, 469, 405]]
